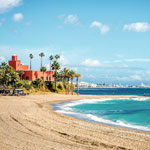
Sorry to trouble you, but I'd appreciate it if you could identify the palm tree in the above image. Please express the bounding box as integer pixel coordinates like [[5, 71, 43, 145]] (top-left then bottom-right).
[[32, 78, 44, 88], [5, 74, 11, 86], [40, 66, 47, 80], [75, 73, 81, 95], [69, 70, 76, 95], [62, 67, 69, 95], [29, 54, 34, 70], [49, 55, 53, 71], [39, 52, 45, 69], [52, 61, 60, 92], [0, 68, 4, 85], [0, 63, 14, 86], [55, 54, 60, 61], [18, 70, 24, 80], [10, 72, 20, 88]]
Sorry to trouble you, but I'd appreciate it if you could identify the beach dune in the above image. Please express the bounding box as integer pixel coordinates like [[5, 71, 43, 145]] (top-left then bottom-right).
[[0, 94, 150, 150]]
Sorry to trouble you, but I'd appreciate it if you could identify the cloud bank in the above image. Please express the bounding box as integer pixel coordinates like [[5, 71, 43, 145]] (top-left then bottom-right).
[[0, 0, 22, 13], [13, 13, 23, 22], [90, 21, 109, 34], [64, 14, 79, 24], [81, 59, 102, 67], [123, 22, 150, 32]]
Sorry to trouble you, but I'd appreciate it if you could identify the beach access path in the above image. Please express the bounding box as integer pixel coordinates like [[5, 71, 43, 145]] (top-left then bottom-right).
[[0, 94, 150, 150]]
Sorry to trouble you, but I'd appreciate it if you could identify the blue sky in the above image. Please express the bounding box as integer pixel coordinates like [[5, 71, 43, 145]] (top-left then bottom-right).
[[0, 0, 150, 85]]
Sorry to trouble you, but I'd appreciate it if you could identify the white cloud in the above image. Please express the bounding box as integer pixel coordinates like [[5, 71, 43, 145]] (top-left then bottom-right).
[[116, 75, 141, 81], [13, 13, 23, 22], [90, 21, 109, 34], [123, 22, 150, 32], [130, 75, 141, 81], [0, 56, 5, 62], [81, 59, 102, 67], [64, 14, 79, 24], [59, 54, 69, 65], [125, 58, 150, 62], [0, 0, 22, 13]]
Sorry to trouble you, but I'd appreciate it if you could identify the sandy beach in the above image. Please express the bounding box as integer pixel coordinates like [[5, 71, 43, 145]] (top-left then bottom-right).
[[0, 94, 150, 150]]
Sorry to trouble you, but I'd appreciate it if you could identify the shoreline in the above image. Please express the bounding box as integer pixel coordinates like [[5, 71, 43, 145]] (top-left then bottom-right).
[[0, 94, 150, 150], [52, 97, 150, 132]]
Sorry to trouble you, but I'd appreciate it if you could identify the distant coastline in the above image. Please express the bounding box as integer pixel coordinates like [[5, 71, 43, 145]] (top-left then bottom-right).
[[75, 87, 150, 89], [74, 87, 150, 96]]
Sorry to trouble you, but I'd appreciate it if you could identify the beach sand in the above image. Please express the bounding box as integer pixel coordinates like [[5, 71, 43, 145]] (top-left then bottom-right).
[[0, 94, 150, 150]]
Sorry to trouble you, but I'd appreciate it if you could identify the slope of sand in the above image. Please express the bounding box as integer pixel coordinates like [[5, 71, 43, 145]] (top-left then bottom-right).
[[0, 94, 150, 150]]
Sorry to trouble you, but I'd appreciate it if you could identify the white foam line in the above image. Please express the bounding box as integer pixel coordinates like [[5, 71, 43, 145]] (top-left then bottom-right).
[[86, 114, 150, 131], [56, 109, 150, 132], [54, 97, 150, 132], [56, 97, 150, 111]]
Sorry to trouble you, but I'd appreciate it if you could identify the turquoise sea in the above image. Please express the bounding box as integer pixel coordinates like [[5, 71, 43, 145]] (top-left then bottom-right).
[[54, 97, 150, 131]]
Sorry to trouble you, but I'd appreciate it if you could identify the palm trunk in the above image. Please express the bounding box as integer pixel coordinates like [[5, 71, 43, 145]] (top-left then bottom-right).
[[71, 78, 73, 95], [55, 70, 57, 92], [77, 78, 79, 95], [30, 59, 32, 70], [50, 61, 52, 81], [65, 78, 67, 95], [50, 61, 51, 71], [41, 57, 42, 69], [68, 77, 70, 95]]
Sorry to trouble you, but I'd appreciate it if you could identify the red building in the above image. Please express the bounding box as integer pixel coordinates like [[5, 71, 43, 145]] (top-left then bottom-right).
[[9, 56, 54, 81]]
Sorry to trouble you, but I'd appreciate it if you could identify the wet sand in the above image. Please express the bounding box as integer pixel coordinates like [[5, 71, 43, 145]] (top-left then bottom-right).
[[0, 94, 150, 150]]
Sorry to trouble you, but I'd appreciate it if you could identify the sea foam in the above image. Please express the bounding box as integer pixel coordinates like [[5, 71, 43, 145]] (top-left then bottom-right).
[[54, 97, 150, 132]]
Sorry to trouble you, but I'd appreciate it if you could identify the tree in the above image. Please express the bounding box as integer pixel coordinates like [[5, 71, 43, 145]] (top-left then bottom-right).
[[0, 62, 15, 86], [49, 55, 53, 71], [39, 52, 45, 69], [29, 54, 34, 70], [69, 70, 76, 95], [40, 66, 47, 80], [18, 70, 24, 80], [32, 78, 45, 88], [61, 67, 69, 95], [55, 54, 60, 61], [4, 74, 11, 86], [52, 61, 60, 92], [75, 73, 81, 95], [0, 67, 5, 85], [10, 72, 20, 88]]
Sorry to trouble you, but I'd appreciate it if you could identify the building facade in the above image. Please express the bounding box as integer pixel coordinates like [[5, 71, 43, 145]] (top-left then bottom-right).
[[9, 56, 54, 81]]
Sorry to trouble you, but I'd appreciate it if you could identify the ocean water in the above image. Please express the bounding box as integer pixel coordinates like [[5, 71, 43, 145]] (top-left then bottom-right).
[[74, 88, 150, 96], [54, 97, 150, 131]]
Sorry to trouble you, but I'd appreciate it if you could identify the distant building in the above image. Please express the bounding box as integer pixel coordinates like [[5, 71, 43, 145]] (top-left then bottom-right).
[[77, 82, 97, 88], [9, 55, 54, 81], [140, 83, 150, 88]]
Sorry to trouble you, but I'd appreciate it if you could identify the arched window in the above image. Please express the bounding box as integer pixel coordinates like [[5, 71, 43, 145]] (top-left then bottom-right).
[[26, 76, 29, 80]]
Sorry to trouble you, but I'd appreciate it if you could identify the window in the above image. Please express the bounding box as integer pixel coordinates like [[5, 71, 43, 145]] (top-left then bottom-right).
[[26, 76, 29, 80]]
